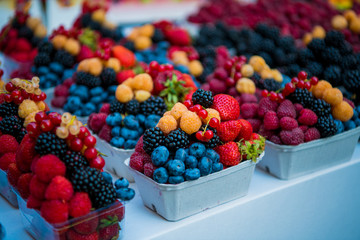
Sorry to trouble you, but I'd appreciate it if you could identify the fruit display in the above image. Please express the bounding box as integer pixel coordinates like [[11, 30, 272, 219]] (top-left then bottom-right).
[[0, 8, 46, 63], [129, 89, 265, 184]]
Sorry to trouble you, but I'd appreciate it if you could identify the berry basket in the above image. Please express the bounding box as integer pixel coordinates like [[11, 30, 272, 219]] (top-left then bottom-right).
[[95, 135, 135, 182], [0, 169, 18, 208], [125, 152, 264, 221], [257, 127, 360, 180], [16, 191, 126, 240]]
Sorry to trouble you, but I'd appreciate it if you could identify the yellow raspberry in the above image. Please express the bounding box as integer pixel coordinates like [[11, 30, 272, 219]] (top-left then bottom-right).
[[105, 58, 121, 72], [132, 73, 153, 92], [180, 111, 202, 135], [77, 59, 90, 72], [26, 17, 41, 30], [249, 56, 266, 72], [271, 69, 283, 82], [134, 36, 152, 50], [303, 33, 313, 45], [103, 20, 116, 30], [311, 80, 332, 99], [170, 103, 188, 120], [123, 78, 134, 88], [350, 17, 360, 34], [135, 90, 151, 102], [115, 84, 133, 103], [344, 10, 357, 22], [34, 24, 47, 38], [52, 35, 67, 49], [64, 38, 80, 56], [332, 101, 353, 122], [88, 58, 103, 76], [332, 15, 348, 30], [322, 88, 343, 106], [236, 78, 256, 94], [202, 108, 220, 124], [139, 24, 155, 38], [92, 9, 106, 23], [36, 101, 46, 110], [261, 69, 274, 79], [18, 100, 39, 119], [241, 64, 254, 78], [163, 111, 171, 116], [157, 115, 178, 135], [312, 25, 326, 39], [127, 28, 139, 41], [188, 60, 203, 77], [24, 110, 41, 127], [172, 51, 189, 66]]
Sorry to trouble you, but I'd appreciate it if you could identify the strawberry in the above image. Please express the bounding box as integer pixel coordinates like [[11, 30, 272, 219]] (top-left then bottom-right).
[[215, 142, 241, 166], [211, 94, 240, 121], [7, 163, 22, 187], [165, 28, 191, 46], [16, 134, 37, 172], [116, 69, 135, 84], [17, 173, 33, 199], [98, 224, 120, 240], [236, 119, 253, 141], [73, 216, 99, 235], [0, 135, 19, 155], [112, 46, 135, 68], [67, 229, 99, 240], [217, 120, 242, 142], [0, 152, 16, 171], [182, 73, 198, 90]]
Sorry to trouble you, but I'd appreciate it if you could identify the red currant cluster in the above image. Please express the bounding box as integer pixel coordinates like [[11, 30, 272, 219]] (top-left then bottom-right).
[[183, 99, 220, 142], [261, 71, 319, 103], [14, 10, 29, 25], [222, 55, 247, 87], [27, 112, 105, 170], [2, 77, 46, 104], [50, 25, 80, 40], [146, 61, 174, 79], [168, 46, 199, 61], [95, 39, 113, 60]]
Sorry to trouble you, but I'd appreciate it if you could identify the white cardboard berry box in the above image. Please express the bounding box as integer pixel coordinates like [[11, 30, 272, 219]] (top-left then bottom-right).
[[0, 169, 18, 208], [257, 127, 360, 180], [125, 152, 264, 221]]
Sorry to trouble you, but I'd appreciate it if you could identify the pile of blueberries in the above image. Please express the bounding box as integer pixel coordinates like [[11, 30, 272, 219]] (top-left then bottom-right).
[[101, 172, 135, 201]]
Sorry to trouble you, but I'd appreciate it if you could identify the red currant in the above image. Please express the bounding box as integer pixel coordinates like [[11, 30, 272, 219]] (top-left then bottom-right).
[[285, 83, 296, 93], [78, 126, 90, 139], [14, 95, 24, 104], [90, 156, 105, 170], [261, 89, 269, 98], [277, 93, 285, 102], [209, 117, 220, 128], [195, 131, 205, 141], [149, 61, 159, 70], [32, 94, 42, 102], [70, 138, 83, 152], [84, 135, 97, 148], [4, 94, 12, 102], [183, 100, 193, 108], [198, 109, 208, 119], [193, 104, 202, 113], [224, 60, 233, 71], [26, 122, 40, 138], [225, 77, 236, 87], [40, 119, 54, 132], [11, 90, 20, 99], [269, 92, 278, 101], [0, 69, 3, 77], [291, 77, 299, 84], [310, 76, 319, 85], [35, 111, 47, 123], [234, 72, 242, 81], [39, 92, 47, 101], [304, 81, 311, 90], [297, 71, 308, 80], [84, 148, 97, 160], [235, 63, 242, 72], [5, 82, 15, 92], [239, 55, 247, 63], [21, 89, 29, 99], [48, 112, 62, 126], [204, 130, 214, 139], [158, 65, 166, 72], [164, 64, 174, 71], [297, 80, 305, 89]]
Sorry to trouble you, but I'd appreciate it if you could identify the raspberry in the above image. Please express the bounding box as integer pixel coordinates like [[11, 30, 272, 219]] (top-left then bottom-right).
[[279, 117, 298, 130], [270, 135, 282, 144], [132, 73, 153, 92], [170, 103, 188, 120], [304, 128, 321, 142], [116, 69, 136, 84], [264, 111, 279, 130], [99, 103, 111, 114], [246, 118, 262, 132], [258, 97, 278, 117], [7, 163, 21, 187], [180, 111, 202, 135], [115, 84, 133, 103], [135, 90, 151, 102], [88, 113, 107, 133], [0, 152, 16, 171], [258, 125, 275, 139], [202, 108, 220, 124], [241, 103, 258, 119], [16, 134, 37, 172], [98, 124, 112, 143], [294, 103, 304, 117], [29, 174, 48, 200], [17, 173, 33, 199], [35, 155, 66, 183], [41, 200, 69, 224], [277, 100, 296, 119], [51, 96, 67, 108], [240, 93, 258, 104], [69, 192, 92, 218], [27, 195, 43, 210], [45, 176, 74, 201], [343, 98, 355, 109], [280, 127, 304, 145], [331, 101, 353, 122], [0, 135, 19, 154], [135, 136, 145, 153], [157, 115, 177, 135], [129, 152, 144, 173], [144, 162, 156, 178], [54, 85, 69, 97], [298, 109, 318, 126]]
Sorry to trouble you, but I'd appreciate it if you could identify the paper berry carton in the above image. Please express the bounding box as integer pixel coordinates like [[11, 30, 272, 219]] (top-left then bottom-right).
[[257, 127, 360, 180], [0, 169, 18, 208], [125, 153, 264, 221]]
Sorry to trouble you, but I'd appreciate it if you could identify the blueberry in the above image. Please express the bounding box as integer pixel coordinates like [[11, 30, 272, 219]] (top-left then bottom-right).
[[124, 115, 140, 130], [184, 168, 201, 181], [101, 172, 113, 184], [49, 62, 64, 75], [46, 72, 58, 82], [344, 120, 356, 130], [69, 84, 78, 94], [356, 105, 360, 115], [151, 146, 169, 166], [0, 223, 5, 239], [106, 113, 122, 126], [136, 114, 146, 126], [111, 126, 122, 137], [137, 126, 144, 136], [168, 176, 185, 184], [198, 157, 212, 176], [153, 167, 169, 183], [74, 109, 82, 116], [73, 85, 89, 101], [90, 86, 104, 96], [63, 69, 75, 80], [116, 187, 135, 201], [100, 92, 108, 101], [110, 137, 125, 148], [90, 96, 103, 105], [124, 139, 137, 149], [355, 118, 360, 127], [167, 160, 185, 176], [352, 109, 359, 120], [189, 143, 206, 158], [184, 155, 197, 169], [158, 41, 170, 49], [212, 162, 223, 173], [115, 177, 129, 189], [107, 95, 116, 103], [31, 66, 37, 74], [175, 148, 187, 162], [107, 85, 117, 94], [176, 65, 189, 74], [205, 149, 220, 163], [145, 115, 161, 129], [121, 127, 139, 140], [334, 120, 345, 134], [83, 102, 96, 116], [38, 66, 49, 75]]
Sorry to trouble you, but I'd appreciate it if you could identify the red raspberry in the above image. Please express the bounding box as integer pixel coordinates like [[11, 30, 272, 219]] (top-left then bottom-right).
[[16, 134, 37, 172], [240, 93, 258, 104], [241, 103, 258, 119], [297, 109, 318, 126], [343, 98, 355, 108], [88, 113, 107, 133], [40, 200, 69, 224], [279, 117, 298, 130], [209, 79, 227, 94], [277, 100, 296, 119], [270, 135, 282, 145], [258, 125, 275, 139], [294, 103, 304, 117], [98, 124, 112, 143], [0, 152, 16, 171], [304, 128, 321, 142], [45, 176, 74, 201], [134, 136, 145, 154], [280, 127, 304, 145], [51, 96, 67, 108], [54, 85, 69, 97], [27, 195, 43, 210], [35, 155, 66, 183], [299, 125, 309, 133], [30, 175, 48, 200], [99, 103, 111, 114], [7, 163, 22, 187], [258, 97, 278, 117], [144, 162, 157, 178], [264, 111, 280, 130], [16, 38, 32, 52], [246, 118, 262, 132], [17, 173, 33, 199], [69, 192, 92, 218], [0, 135, 18, 155], [129, 152, 144, 173]]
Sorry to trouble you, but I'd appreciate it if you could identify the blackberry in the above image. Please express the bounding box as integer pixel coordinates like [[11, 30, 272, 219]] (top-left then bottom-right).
[[62, 150, 89, 174], [100, 27, 114, 39], [110, 100, 125, 114], [323, 65, 342, 86], [338, 42, 353, 55], [94, 184, 117, 209], [31, 37, 41, 48], [140, 96, 166, 116], [286, 64, 301, 77], [288, 88, 313, 107], [308, 39, 326, 57], [297, 49, 315, 67], [255, 24, 279, 40], [100, 68, 116, 87], [0, 116, 22, 136], [343, 70, 360, 92], [164, 129, 190, 152], [123, 41, 135, 52], [38, 41, 54, 54], [315, 116, 337, 138], [192, 89, 213, 108], [201, 126, 220, 149], [34, 53, 51, 67], [35, 132, 68, 157], [89, 21, 102, 31], [80, 13, 92, 27], [16, 128, 27, 143], [54, 50, 75, 68], [320, 47, 341, 64], [260, 39, 275, 53], [0, 102, 19, 117], [152, 28, 164, 43], [324, 30, 345, 48], [143, 127, 165, 154], [310, 99, 331, 118], [340, 55, 358, 70], [306, 62, 323, 77], [18, 26, 33, 39], [262, 79, 282, 92], [76, 71, 101, 88], [276, 36, 296, 53], [125, 100, 140, 115], [273, 48, 287, 66]]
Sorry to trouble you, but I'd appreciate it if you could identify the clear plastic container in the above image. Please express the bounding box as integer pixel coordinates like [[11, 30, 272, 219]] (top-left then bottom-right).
[[16, 191, 125, 240], [257, 127, 360, 180], [125, 153, 264, 221], [0, 169, 18, 208]]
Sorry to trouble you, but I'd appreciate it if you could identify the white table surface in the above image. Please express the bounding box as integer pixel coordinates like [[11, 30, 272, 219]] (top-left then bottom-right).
[[1, 145, 360, 240]]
